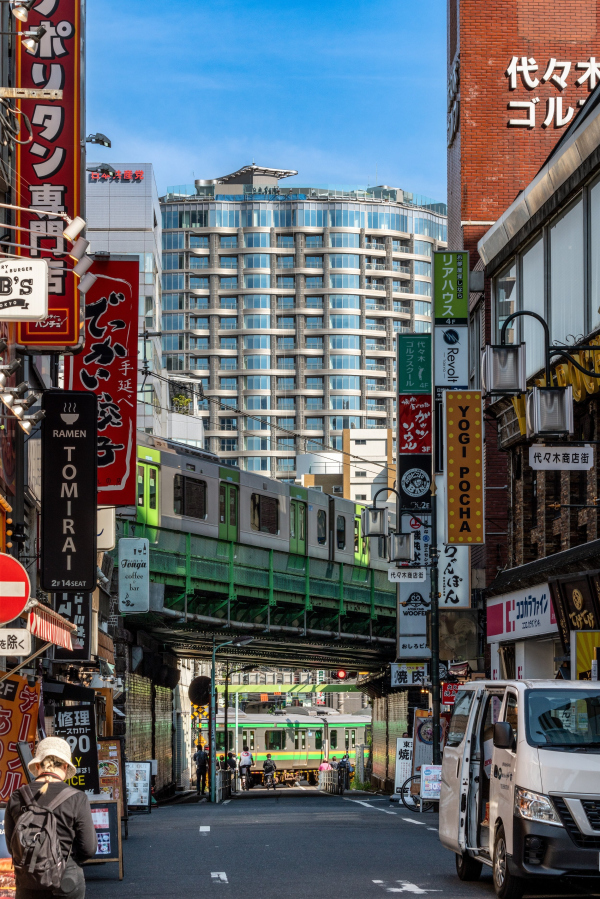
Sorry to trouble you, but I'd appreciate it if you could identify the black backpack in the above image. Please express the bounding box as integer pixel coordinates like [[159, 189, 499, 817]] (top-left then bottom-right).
[[10, 783, 79, 890]]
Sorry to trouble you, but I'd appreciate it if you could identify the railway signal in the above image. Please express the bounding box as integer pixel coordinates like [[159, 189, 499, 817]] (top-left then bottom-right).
[[330, 669, 357, 681]]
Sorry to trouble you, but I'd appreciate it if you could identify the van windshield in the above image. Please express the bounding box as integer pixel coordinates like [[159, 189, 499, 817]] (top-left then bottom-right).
[[526, 689, 600, 750]]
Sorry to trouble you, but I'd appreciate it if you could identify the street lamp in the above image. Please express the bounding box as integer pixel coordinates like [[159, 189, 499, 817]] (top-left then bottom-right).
[[482, 309, 600, 438], [210, 635, 254, 803], [86, 132, 111, 148]]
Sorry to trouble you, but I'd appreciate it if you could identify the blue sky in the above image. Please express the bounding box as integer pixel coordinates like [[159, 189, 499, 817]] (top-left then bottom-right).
[[87, 0, 447, 201]]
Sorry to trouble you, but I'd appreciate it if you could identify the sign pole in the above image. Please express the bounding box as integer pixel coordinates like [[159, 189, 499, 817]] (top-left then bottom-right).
[[430, 485, 441, 767]]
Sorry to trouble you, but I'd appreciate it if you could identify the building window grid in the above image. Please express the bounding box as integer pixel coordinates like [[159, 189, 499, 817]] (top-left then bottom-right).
[[161, 208, 443, 467]]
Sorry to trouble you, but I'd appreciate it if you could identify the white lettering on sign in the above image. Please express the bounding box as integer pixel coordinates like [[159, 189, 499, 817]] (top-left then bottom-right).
[[505, 55, 600, 129], [0, 583, 26, 597]]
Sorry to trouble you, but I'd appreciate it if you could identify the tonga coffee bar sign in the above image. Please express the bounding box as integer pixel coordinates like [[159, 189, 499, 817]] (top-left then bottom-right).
[[41, 392, 98, 593]]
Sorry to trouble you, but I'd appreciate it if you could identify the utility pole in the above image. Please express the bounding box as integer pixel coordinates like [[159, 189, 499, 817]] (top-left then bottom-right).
[[430, 482, 441, 766]]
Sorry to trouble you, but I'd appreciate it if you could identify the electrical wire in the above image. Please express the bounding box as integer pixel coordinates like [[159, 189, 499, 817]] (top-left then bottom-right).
[[143, 368, 396, 482]]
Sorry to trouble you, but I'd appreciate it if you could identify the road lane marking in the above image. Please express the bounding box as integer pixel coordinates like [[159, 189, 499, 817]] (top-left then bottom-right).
[[222, 800, 231, 805], [402, 817, 427, 825], [211, 872, 228, 883], [373, 880, 441, 894], [295, 784, 307, 790], [343, 798, 396, 815], [427, 827, 437, 832], [199, 826, 210, 834]]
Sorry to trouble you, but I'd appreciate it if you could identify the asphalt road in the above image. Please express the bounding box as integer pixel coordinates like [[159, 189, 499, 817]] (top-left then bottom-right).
[[84, 788, 600, 899]]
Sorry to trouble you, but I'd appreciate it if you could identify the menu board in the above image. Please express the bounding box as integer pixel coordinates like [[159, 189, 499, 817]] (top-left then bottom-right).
[[97, 737, 126, 819], [421, 764, 443, 800], [85, 799, 123, 880], [125, 761, 152, 811]]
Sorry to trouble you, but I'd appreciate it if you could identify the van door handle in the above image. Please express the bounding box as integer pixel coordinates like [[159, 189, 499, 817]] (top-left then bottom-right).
[[456, 759, 460, 778]]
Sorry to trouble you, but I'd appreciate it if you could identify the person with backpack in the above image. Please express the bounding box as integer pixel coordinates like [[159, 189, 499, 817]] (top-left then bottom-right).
[[4, 737, 97, 899], [262, 753, 277, 790], [192, 742, 208, 795], [238, 745, 254, 790]]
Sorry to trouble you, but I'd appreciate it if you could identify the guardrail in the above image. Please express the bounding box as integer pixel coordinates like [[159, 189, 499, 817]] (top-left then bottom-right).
[[319, 769, 348, 795], [216, 769, 233, 803]]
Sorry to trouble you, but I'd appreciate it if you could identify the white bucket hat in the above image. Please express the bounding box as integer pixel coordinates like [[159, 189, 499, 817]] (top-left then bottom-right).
[[28, 737, 76, 780]]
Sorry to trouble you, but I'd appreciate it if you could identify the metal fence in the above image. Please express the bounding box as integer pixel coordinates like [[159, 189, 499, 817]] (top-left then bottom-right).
[[216, 769, 233, 803], [318, 769, 347, 795]]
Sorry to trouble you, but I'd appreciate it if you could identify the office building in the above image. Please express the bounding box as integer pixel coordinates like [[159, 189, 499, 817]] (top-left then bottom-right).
[[160, 164, 446, 480]]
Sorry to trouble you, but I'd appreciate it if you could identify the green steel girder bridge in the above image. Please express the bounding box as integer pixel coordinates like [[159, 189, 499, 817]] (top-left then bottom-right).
[[116, 521, 397, 670]]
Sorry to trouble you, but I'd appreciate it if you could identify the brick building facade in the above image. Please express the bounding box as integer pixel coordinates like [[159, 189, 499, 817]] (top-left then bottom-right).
[[448, 0, 600, 591]]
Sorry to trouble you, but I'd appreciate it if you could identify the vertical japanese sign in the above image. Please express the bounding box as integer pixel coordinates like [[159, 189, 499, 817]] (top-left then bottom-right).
[[397, 333, 433, 660], [41, 390, 97, 592], [65, 260, 138, 505], [16, 0, 84, 348], [433, 252, 471, 609], [0, 675, 40, 801], [444, 391, 485, 545], [54, 592, 92, 661], [54, 705, 100, 794], [433, 253, 469, 434], [118, 537, 150, 613]]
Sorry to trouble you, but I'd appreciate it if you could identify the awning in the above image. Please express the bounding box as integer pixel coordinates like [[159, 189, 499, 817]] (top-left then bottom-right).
[[28, 602, 76, 651]]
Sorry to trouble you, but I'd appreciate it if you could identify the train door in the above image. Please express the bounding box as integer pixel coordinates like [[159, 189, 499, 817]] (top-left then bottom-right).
[[219, 482, 238, 542], [289, 500, 307, 554], [137, 463, 159, 527], [294, 727, 308, 767], [242, 729, 255, 753], [345, 728, 356, 751], [354, 510, 369, 566]]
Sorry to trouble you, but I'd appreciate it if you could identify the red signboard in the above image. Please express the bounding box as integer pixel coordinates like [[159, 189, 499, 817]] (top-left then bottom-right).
[[0, 673, 40, 801], [15, 0, 83, 348], [65, 260, 138, 505], [441, 682, 462, 706], [398, 395, 432, 454], [0, 553, 30, 625]]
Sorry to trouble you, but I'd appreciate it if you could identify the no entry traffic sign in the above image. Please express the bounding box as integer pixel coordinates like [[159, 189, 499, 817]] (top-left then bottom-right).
[[0, 552, 31, 625]]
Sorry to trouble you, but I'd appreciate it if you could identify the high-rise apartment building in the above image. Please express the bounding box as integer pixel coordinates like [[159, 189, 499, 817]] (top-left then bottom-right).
[[159, 164, 446, 480]]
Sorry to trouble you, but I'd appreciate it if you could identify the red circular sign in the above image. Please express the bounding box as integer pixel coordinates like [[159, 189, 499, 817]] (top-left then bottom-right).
[[0, 552, 31, 625]]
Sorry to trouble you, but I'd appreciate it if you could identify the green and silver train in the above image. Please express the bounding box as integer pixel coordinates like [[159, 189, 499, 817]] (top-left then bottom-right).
[[135, 431, 392, 568], [198, 712, 371, 783]]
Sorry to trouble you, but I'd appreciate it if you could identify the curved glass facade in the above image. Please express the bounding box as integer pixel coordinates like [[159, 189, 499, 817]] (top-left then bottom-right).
[[160, 180, 446, 476]]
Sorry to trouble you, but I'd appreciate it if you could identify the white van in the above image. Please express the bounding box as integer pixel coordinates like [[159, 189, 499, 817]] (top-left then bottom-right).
[[439, 680, 600, 899]]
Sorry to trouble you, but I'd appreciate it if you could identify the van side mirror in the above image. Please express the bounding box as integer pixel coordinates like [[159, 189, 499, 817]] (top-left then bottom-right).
[[493, 721, 514, 750]]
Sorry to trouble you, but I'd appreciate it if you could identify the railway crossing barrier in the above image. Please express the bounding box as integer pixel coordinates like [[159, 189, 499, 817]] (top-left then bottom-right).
[[319, 770, 345, 795]]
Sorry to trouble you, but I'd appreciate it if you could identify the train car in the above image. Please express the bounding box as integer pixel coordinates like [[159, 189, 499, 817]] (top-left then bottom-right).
[[135, 431, 391, 570], [199, 712, 371, 784]]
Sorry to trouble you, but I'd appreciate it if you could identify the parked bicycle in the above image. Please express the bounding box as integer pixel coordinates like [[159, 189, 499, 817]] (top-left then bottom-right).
[[400, 774, 434, 813]]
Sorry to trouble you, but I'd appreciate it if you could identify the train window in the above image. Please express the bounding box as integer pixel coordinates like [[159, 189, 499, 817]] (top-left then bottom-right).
[[242, 730, 255, 751], [174, 474, 207, 519], [265, 730, 286, 750], [330, 730, 338, 749], [186, 463, 196, 471], [317, 509, 327, 545], [336, 515, 346, 550], [149, 469, 157, 510], [345, 729, 356, 749], [216, 732, 226, 751], [354, 519, 359, 553], [137, 466, 145, 506], [315, 730, 322, 750], [251, 493, 279, 534]]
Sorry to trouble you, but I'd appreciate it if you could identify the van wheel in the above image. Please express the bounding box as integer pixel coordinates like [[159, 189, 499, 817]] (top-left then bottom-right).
[[456, 852, 482, 881], [493, 825, 524, 899]]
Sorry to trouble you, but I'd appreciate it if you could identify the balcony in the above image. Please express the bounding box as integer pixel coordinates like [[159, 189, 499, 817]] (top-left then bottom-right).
[[305, 298, 323, 309], [305, 259, 323, 268], [365, 322, 386, 331], [366, 282, 386, 291], [365, 241, 385, 250], [366, 383, 387, 391], [365, 262, 387, 271], [277, 260, 295, 269], [393, 285, 410, 294], [393, 265, 410, 274], [366, 420, 387, 428], [365, 300, 386, 311], [392, 245, 410, 254], [365, 362, 386, 371]]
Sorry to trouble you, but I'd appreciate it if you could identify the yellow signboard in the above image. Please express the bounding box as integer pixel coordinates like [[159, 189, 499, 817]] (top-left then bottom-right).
[[570, 630, 600, 679], [444, 391, 484, 544]]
